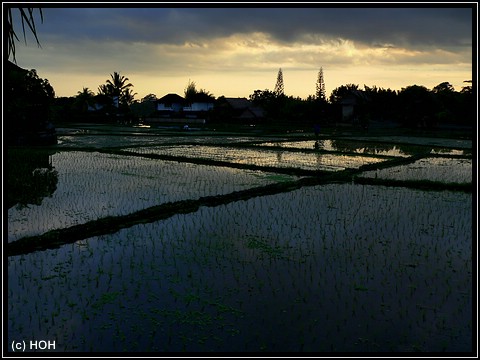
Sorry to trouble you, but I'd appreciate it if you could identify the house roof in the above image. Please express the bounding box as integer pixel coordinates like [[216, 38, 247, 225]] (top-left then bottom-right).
[[157, 93, 185, 104], [248, 106, 265, 118], [223, 97, 251, 109], [220, 97, 265, 119]]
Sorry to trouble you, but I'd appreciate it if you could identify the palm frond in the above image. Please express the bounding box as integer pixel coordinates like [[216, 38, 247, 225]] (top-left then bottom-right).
[[6, 7, 43, 63], [19, 8, 43, 46]]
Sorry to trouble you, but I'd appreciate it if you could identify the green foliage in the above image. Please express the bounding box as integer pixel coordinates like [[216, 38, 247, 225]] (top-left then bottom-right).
[[315, 67, 326, 101], [97, 71, 136, 109], [249, 89, 330, 126], [6, 62, 55, 142], [249, 89, 279, 123], [329, 84, 359, 104], [274, 68, 284, 97], [130, 97, 157, 119], [74, 87, 95, 112], [398, 85, 435, 127], [104, 72, 134, 97], [141, 93, 158, 102], [184, 79, 197, 102], [184, 80, 215, 103]]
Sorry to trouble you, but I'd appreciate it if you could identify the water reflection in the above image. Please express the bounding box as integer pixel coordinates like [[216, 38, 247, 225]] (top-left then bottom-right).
[[7, 185, 472, 352], [127, 145, 384, 171], [276, 151, 283, 163], [258, 139, 469, 157], [315, 152, 324, 167], [360, 157, 472, 183], [330, 139, 432, 157], [8, 148, 58, 209]]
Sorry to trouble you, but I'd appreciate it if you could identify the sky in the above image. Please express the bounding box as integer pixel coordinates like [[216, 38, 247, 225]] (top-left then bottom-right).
[[7, 3, 475, 101]]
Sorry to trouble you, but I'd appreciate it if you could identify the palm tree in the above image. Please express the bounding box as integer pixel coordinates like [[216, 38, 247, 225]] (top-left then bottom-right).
[[105, 72, 133, 98], [121, 88, 137, 107], [77, 87, 94, 98], [76, 87, 94, 112], [97, 84, 110, 96]]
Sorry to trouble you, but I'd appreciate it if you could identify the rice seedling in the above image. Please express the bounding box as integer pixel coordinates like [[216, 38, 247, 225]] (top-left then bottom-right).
[[6, 131, 472, 353], [8, 150, 302, 242], [358, 157, 472, 184]]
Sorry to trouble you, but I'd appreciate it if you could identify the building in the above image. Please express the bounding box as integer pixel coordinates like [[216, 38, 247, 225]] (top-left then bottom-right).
[[183, 92, 215, 115], [216, 97, 265, 123], [155, 93, 186, 115], [146, 93, 214, 126], [339, 90, 369, 125]]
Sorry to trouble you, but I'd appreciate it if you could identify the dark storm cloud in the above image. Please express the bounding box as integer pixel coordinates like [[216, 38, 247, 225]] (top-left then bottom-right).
[[193, 7, 472, 48], [38, 6, 472, 49]]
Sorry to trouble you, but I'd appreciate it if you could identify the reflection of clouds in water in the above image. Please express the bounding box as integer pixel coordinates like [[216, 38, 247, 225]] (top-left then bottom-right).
[[348, 136, 473, 149], [360, 158, 472, 183], [430, 148, 469, 156], [7, 184, 472, 351], [128, 145, 384, 171], [256, 139, 472, 158], [7, 151, 287, 242], [56, 135, 263, 148]]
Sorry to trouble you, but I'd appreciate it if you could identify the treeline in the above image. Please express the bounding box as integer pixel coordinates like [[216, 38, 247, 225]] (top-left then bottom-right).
[[50, 78, 215, 124], [51, 72, 138, 124], [51, 80, 473, 129], [6, 61, 55, 143], [6, 61, 474, 133], [247, 81, 474, 129]]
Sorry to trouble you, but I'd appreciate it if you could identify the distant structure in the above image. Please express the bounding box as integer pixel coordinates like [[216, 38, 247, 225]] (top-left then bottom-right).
[[218, 97, 265, 122], [274, 68, 285, 97], [316, 67, 326, 101]]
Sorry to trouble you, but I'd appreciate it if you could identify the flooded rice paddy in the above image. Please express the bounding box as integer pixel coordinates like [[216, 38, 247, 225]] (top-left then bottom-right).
[[7, 151, 298, 242], [7, 127, 473, 354], [359, 157, 473, 184], [124, 145, 386, 171]]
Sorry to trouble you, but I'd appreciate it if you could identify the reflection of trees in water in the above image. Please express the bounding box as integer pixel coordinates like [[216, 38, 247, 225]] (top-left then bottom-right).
[[276, 151, 283, 162], [330, 140, 431, 156], [8, 149, 58, 209]]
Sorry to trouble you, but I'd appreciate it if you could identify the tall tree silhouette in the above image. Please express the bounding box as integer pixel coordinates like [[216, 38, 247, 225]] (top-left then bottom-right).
[[274, 68, 284, 97], [184, 79, 197, 102], [315, 67, 326, 101]]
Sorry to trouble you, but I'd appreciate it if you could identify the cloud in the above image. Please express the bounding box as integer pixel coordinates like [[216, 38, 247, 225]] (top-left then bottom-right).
[[34, 7, 472, 49], [24, 6, 471, 71], [9, 5, 473, 98]]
